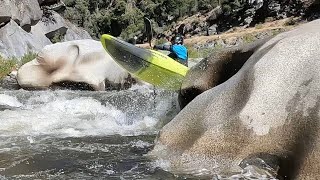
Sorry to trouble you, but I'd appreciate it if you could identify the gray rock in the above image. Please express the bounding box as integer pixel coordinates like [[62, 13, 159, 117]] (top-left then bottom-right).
[[207, 24, 217, 36], [31, 11, 91, 42], [3, 0, 43, 32], [64, 21, 92, 41], [0, 71, 20, 90], [0, 20, 52, 58], [31, 10, 67, 40], [151, 19, 320, 179], [0, 2, 11, 24]]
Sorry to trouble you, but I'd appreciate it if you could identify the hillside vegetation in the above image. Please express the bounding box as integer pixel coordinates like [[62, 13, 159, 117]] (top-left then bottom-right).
[[62, 0, 245, 40]]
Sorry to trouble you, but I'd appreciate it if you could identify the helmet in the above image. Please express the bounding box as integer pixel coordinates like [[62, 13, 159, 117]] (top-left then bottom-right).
[[172, 34, 184, 44]]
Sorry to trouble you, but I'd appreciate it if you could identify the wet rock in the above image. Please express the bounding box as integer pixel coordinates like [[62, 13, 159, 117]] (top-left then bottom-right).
[[0, 71, 20, 90]]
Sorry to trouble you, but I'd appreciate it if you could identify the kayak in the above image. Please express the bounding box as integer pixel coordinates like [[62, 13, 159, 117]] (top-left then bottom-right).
[[101, 34, 189, 90]]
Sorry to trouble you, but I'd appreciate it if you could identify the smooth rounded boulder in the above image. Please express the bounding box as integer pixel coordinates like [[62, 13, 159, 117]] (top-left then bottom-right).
[[179, 37, 270, 109], [17, 40, 133, 91], [150, 19, 320, 179]]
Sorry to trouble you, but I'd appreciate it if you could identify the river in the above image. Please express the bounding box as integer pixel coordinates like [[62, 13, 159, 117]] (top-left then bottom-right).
[[0, 85, 186, 179], [0, 85, 277, 180]]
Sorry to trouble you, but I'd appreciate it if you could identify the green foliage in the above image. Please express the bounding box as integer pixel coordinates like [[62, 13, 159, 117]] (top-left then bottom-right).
[[0, 56, 18, 79], [255, 23, 263, 29], [62, 0, 223, 41], [243, 33, 256, 43], [0, 52, 37, 79], [186, 43, 222, 58], [51, 31, 65, 43], [20, 52, 37, 66], [155, 38, 169, 45]]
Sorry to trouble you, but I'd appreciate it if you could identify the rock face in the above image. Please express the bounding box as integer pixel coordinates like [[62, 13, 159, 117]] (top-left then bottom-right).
[[151, 19, 320, 179], [0, 0, 91, 59], [17, 40, 132, 91], [0, 20, 52, 58], [31, 11, 91, 42], [179, 38, 270, 109], [0, 0, 43, 31], [0, 71, 19, 90]]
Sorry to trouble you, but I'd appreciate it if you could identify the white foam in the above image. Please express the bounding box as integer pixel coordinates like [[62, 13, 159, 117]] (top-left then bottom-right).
[[0, 94, 23, 109], [0, 91, 175, 137]]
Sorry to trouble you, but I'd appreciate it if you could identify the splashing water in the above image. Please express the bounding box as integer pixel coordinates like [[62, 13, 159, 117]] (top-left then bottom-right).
[[0, 86, 277, 179]]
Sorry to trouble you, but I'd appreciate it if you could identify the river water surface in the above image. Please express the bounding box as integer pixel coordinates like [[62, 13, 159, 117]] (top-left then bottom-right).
[[0, 85, 187, 179], [0, 85, 277, 180]]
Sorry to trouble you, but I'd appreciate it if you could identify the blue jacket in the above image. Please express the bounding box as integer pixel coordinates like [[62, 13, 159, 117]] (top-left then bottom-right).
[[153, 44, 188, 66]]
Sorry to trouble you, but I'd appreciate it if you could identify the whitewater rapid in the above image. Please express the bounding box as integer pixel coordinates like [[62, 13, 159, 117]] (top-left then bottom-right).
[[0, 86, 179, 138]]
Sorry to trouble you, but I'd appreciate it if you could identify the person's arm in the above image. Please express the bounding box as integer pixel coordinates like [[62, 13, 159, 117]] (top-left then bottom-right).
[[153, 44, 171, 51]]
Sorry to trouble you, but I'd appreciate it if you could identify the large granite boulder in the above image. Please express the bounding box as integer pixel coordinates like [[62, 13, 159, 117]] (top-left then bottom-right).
[[151, 19, 320, 179], [0, 2, 11, 25], [0, 20, 51, 58], [31, 11, 91, 42], [64, 20, 92, 41], [17, 40, 133, 91], [0, 0, 43, 32], [179, 38, 270, 109], [0, 0, 91, 59]]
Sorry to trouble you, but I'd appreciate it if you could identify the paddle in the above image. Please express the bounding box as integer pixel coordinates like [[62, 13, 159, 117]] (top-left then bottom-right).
[[144, 17, 157, 105], [144, 17, 153, 48]]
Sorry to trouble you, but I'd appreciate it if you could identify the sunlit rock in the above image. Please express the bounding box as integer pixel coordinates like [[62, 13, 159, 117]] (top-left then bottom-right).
[[151, 19, 320, 179], [17, 40, 133, 91]]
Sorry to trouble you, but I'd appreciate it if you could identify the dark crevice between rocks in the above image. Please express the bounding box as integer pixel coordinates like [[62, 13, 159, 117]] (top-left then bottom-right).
[[22, 24, 32, 33], [46, 27, 68, 43], [0, 17, 11, 28], [50, 81, 95, 91]]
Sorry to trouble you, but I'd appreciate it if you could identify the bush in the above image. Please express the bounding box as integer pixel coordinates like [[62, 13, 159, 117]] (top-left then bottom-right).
[[0, 52, 37, 79], [61, 0, 222, 41], [20, 52, 37, 66], [0, 56, 18, 79]]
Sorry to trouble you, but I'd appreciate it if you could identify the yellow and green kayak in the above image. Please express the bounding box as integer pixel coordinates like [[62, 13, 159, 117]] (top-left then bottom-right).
[[101, 34, 189, 90]]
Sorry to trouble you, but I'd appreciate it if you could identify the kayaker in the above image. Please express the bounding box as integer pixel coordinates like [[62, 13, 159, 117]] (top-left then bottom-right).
[[153, 34, 188, 67]]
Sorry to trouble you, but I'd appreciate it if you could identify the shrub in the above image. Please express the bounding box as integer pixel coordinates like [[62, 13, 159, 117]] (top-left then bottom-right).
[[0, 52, 37, 79], [20, 52, 37, 66], [0, 56, 18, 79]]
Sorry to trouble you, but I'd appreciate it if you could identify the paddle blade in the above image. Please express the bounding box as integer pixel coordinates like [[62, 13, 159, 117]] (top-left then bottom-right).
[[144, 17, 153, 47]]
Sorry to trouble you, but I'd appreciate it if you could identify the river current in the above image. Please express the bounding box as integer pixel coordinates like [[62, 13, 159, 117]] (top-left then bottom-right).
[[0, 85, 185, 179], [0, 85, 276, 179]]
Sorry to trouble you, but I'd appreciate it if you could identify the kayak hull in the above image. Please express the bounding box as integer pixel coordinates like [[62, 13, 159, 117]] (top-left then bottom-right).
[[101, 34, 188, 90]]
